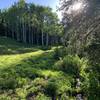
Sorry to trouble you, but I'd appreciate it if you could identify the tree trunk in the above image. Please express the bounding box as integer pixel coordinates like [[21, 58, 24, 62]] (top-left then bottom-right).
[[24, 22, 26, 43], [36, 29, 38, 45], [41, 29, 44, 46], [32, 28, 34, 44], [16, 21, 20, 41], [28, 19, 31, 44], [22, 19, 25, 43], [11, 25, 14, 39], [5, 22, 8, 37], [46, 33, 49, 46]]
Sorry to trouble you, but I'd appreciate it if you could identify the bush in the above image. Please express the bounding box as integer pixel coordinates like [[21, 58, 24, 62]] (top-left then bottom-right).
[[15, 67, 42, 79], [33, 78, 47, 89], [45, 81, 57, 97], [81, 72, 100, 100], [45, 76, 72, 98], [0, 94, 11, 100], [53, 47, 68, 60], [16, 88, 27, 99], [54, 55, 88, 76], [27, 78, 47, 96], [0, 69, 19, 90], [35, 93, 51, 100], [0, 77, 17, 90], [16, 77, 28, 87], [60, 93, 69, 100]]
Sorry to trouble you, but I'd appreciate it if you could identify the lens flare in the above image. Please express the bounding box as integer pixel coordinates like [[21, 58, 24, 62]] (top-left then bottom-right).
[[72, 2, 82, 11]]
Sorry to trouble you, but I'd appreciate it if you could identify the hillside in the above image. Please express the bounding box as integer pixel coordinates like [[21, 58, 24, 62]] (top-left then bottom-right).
[[0, 37, 75, 100], [0, 0, 100, 99]]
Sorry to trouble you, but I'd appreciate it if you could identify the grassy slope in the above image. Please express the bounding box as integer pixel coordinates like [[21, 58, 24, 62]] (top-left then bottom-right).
[[0, 37, 74, 100]]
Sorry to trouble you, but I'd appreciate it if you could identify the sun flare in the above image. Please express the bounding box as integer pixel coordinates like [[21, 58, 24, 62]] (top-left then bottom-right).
[[72, 2, 82, 11], [67, 2, 83, 14]]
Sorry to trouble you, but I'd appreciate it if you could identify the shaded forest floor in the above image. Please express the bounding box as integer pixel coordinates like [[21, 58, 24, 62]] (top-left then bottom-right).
[[0, 36, 78, 100]]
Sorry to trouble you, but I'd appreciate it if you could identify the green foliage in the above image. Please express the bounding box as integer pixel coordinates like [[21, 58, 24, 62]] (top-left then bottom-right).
[[81, 71, 100, 100], [85, 35, 100, 67], [0, 77, 17, 90], [53, 46, 68, 59], [0, 37, 42, 55], [60, 93, 69, 100], [88, 73, 100, 100], [0, 37, 72, 99], [45, 81, 57, 97], [33, 78, 47, 91], [1, 37, 97, 99], [35, 93, 51, 100], [0, 70, 18, 90], [45, 76, 72, 98], [54, 55, 88, 76], [16, 88, 27, 99], [0, 94, 12, 100], [0, 0, 63, 46]]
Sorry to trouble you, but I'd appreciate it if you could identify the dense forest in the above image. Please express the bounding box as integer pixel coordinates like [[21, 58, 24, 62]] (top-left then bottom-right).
[[0, 0, 63, 46], [0, 0, 100, 100]]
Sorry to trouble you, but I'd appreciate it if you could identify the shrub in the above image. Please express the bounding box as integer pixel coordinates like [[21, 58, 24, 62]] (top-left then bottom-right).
[[0, 77, 17, 90], [60, 93, 69, 100], [33, 78, 47, 89], [35, 93, 51, 100], [45, 76, 72, 98], [16, 77, 28, 87], [45, 81, 57, 97], [54, 55, 88, 76], [53, 47, 68, 60], [27, 78, 47, 96], [0, 94, 11, 100], [15, 67, 42, 79], [82, 72, 100, 100], [16, 88, 27, 99]]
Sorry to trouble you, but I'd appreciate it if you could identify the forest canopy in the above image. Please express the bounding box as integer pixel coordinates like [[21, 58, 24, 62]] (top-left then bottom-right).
[[0, 0, 63, 46]]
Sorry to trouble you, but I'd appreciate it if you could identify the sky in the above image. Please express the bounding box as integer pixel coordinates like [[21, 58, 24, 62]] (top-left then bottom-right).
[[0, 0, 62, 19]]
